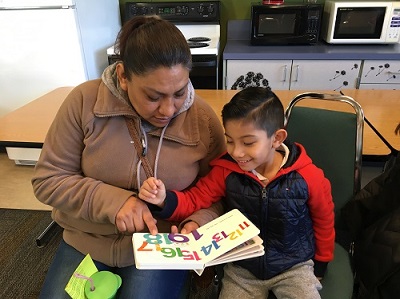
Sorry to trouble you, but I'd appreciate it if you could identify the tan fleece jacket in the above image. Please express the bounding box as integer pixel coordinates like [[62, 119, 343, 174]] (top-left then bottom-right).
[[32, 75, 225, 267]]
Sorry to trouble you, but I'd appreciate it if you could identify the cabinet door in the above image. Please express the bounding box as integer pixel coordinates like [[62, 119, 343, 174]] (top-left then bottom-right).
[[225, 60, 291, 90], [359, 60, 400, 88], [290, 60, 361, 91]]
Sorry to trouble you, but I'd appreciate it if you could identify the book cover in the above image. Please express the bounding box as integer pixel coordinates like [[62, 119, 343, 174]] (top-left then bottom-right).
[[132, 209, 264, 275]]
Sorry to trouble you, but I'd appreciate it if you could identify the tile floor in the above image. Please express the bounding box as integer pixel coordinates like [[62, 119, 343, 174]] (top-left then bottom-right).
[[0, 150, 51, 210]]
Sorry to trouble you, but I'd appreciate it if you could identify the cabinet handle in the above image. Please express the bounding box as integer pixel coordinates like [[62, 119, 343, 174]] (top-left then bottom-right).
[[293, 65, 300, 82], [283, 65, 288, 82]]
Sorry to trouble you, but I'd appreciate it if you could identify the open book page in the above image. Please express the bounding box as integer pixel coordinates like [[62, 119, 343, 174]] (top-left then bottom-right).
[[194, 236, 264, 276], [132, 209, 262, 273], [207, 235, 264, 264]]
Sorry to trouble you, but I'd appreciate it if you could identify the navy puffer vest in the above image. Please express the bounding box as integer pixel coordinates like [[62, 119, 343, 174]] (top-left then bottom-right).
[[223, 167, 315, 279]]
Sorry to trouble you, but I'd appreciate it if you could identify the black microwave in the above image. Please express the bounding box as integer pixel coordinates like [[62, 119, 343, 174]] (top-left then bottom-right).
[[251, 4, 323, 45]]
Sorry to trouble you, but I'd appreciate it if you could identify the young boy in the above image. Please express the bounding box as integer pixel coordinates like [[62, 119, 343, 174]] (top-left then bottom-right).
[[139, 87, 335, 299]]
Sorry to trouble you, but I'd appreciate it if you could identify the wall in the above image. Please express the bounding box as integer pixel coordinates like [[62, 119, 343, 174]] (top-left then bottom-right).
[[118, 0, 308, 47]]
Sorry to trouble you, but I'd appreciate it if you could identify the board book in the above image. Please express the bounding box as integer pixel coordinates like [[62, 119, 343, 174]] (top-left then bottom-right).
[[132, 209, 264, 275]]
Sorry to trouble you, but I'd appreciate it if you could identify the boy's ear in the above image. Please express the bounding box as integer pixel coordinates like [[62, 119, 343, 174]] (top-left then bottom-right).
[[273, 129, 288, 148], [116, 63, 128, 91]]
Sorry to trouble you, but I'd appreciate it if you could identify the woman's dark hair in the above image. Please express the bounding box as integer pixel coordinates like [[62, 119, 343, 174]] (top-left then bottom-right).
[[115, 16, 192, 79], [221, 87, 284, 137]]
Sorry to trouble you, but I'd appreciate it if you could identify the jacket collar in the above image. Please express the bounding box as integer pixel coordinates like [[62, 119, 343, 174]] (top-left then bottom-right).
[[211, 141, 312, 174], [93, 80, 200, 146]]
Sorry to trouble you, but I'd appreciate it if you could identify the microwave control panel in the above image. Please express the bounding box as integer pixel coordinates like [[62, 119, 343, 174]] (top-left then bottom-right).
[[306, 9, 321, 35], [386, 4, 400, 43]]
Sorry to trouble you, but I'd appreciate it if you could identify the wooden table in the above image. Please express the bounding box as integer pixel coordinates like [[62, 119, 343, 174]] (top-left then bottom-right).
[[341, 89, 400, 157], [0, 87, 74, 148], [0, 87, 399, 160], [196, 89, 400, 158]]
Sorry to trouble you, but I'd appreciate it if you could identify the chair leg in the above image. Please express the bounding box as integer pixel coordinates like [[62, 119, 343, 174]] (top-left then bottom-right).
[[36, 220, 62, 248]]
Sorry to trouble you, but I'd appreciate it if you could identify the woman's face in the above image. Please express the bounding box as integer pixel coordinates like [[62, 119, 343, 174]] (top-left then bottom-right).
[[117, 64, 190, 127]]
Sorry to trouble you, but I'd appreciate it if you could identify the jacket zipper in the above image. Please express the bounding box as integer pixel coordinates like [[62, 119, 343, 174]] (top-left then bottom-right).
[[260, 186, 268, 240], [260, 186, 268, 276], [261, 187, 267, 200]]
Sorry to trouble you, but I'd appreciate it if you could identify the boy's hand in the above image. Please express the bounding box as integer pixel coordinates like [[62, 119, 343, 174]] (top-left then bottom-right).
[[139, 177, 166, 208], [171, 221, 200, 234]]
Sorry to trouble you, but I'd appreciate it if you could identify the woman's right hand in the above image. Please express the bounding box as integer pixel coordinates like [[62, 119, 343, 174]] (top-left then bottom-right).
[[116, 196, 158, 235]]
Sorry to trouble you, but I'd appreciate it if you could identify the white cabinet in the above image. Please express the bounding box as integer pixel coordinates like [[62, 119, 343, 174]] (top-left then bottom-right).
[[225, 60, 291, 90], [224, 60, 361, 91], [290, 60, 361, 91], [358, 60, 400, 90]]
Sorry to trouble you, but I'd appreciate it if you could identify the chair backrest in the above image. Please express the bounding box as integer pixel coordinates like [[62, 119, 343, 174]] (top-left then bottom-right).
[[284, 92, 364, 228]]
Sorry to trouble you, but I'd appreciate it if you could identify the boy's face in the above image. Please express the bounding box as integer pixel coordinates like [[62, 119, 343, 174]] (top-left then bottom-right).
[[224, 119, 282, 173]]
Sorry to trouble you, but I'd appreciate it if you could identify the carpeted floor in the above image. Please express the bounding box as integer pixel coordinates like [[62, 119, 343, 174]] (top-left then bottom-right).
[[0, 209, 62, 298]]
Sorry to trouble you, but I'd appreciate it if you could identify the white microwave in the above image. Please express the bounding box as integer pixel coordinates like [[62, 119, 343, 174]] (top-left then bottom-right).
[[321, 1, 400, 44]]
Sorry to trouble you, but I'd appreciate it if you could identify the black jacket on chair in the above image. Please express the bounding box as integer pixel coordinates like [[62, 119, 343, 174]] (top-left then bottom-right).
[[342, 153, 400, 299]]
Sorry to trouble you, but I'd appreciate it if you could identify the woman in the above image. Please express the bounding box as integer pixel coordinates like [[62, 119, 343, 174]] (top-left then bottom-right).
[[32, 16, 225, 298]]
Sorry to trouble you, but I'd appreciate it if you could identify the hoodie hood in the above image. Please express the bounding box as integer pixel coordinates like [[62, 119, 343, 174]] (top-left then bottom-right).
[[100, 62, 198, 184], [210, 141, 313, 178], [101, 62, 195, 118]]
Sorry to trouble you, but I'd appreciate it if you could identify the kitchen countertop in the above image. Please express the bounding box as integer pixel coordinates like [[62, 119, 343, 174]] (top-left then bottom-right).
[[223, 20, 400, 60]]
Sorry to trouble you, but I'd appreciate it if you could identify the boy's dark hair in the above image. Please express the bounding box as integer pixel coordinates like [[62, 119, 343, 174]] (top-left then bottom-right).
[[221, 87, 284, 137]]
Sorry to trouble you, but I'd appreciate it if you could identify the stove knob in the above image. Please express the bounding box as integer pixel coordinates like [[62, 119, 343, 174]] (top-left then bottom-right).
[[179, 5, 189, 15], [129, 6, 138, 16], [140, 7, 148, 15], [207, 5, 214, 14], [197, 5, 204, 14]]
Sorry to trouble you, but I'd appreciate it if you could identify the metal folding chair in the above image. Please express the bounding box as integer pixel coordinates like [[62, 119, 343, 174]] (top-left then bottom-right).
[[284, 92, 364, 299]]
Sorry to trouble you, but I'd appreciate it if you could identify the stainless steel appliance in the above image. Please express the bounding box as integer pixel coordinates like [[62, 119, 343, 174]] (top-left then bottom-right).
[[108, 1, 221, 89], [0, 0, 121, 117], [251, 3, 322, 45]]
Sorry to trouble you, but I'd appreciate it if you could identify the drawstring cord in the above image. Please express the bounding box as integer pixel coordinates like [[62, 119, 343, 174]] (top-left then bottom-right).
[[136, 123, 169, 189], [154, 124, 169, 179]]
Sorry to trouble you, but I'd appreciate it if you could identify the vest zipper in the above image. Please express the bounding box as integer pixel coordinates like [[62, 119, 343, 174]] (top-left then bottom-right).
[[260, 186, 268, 278], [261, 187, 267, 199]]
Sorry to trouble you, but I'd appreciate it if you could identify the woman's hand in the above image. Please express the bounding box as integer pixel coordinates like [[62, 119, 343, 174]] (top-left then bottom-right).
[[116, 196, 158, 235]]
